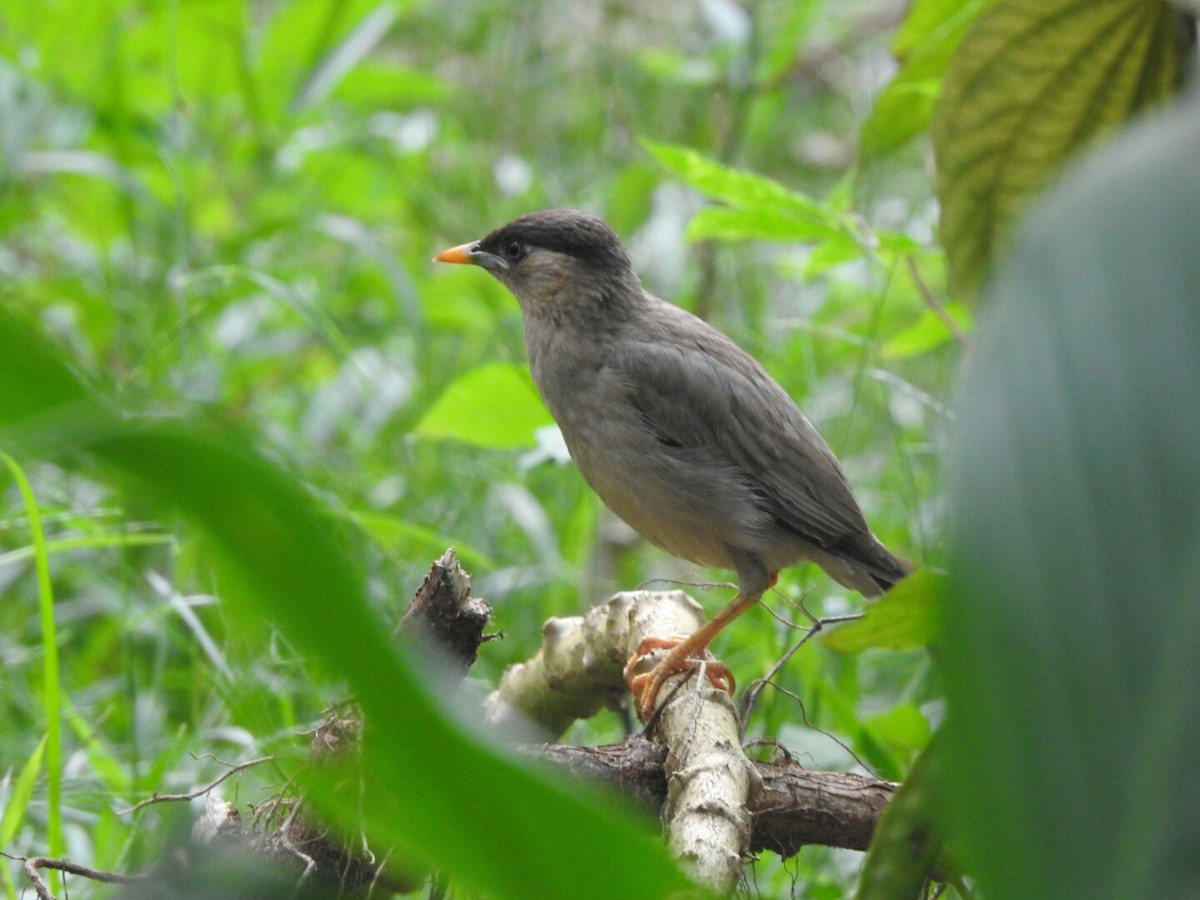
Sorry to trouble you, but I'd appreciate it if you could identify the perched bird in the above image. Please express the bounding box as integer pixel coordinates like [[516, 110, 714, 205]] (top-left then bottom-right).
[[436, 209, 908, 720]]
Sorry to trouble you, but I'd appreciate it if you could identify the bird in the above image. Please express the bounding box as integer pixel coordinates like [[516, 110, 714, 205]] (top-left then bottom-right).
[[435, 209, 909, 721]]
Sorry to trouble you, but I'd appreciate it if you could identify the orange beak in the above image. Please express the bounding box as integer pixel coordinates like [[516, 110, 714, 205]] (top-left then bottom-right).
[[433, 242, 476, 265]]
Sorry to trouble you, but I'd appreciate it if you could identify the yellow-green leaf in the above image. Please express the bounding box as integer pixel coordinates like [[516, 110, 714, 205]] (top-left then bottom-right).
[[883, 302, 975, 359], [864, 704, 933, 754], [414, 362, 553, 449], [822, 568, 943, 653], [643, 139, 828, 220], [933, 0, 1182, 297], [684, 206, 838, 244], [893, 0, 995, 60], [862, 0, 996, 157]]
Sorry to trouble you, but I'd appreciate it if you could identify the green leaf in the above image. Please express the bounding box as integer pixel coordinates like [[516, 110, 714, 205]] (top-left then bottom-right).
[[882, 302, 974, 359], [1, 452, 63, 859], [606, 162, 660, 235], [861, 0, 995, 157], [333, 61, 449, 108], [856, 733, 948, 900], [684, 206, 839, 244], [414, 362, 553, 449], [945, 94, 1200, 897], [932, 0, 1182, 296], [863, 704, 932, 754], [643, 139, 831, 224], [758, 1, 821, 82], [802, 231, 863, 278], [892, 0, 994, 60], [0, 309, 690, 900], [860, 81, 941, 158], [349, 508, 496, 571], [822, 569, 942, 653], [645, 140, 849, 252]]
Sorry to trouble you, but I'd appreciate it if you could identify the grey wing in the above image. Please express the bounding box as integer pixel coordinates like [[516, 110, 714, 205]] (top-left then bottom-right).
[[614, 330, 873, 552]]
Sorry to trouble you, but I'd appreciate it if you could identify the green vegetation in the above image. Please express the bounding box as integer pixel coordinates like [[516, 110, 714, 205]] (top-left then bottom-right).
[[1, 0, 1192, 896]]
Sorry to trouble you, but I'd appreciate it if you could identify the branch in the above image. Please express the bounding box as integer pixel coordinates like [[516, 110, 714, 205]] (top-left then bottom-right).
[[529, 735, 896, 857], [484, 589, 705, 735], [396, 547, 494, 677], [10, 856, 147, 900], [906, 256, 973, 350], [484, 590, 908, 888], [31, 560, 900, 898]]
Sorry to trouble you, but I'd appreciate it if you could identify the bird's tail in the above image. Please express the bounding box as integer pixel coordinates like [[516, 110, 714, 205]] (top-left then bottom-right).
[[832, 532, 912, 596]]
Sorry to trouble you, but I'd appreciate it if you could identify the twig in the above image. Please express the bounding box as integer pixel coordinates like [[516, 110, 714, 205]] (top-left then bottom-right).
[[764, 679, 876, 775], [117, 755, 277, 815], [739, 623, 824, 724], [277, 801, 318, 881], [742, 582, 862, 721], [906, 256, 972, 349], [8, 854, 147, 900]]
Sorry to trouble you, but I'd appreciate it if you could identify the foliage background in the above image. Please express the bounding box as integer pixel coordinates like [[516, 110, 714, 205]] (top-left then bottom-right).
[[0, 0, 958, 896]]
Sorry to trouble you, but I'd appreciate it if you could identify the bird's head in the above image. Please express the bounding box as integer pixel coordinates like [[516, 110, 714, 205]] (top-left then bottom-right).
[[434, 209, 641, 323]]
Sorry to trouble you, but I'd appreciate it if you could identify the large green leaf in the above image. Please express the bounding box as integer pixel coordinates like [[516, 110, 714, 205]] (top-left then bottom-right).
[[933, 0, 1182, 296], [0, 308, 689, 899], [944, 94, 1200, 896]]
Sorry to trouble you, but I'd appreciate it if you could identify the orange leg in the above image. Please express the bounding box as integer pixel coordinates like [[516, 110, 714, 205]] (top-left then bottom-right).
[[624, 635, 736, 698], [624, 583, 769, 722]]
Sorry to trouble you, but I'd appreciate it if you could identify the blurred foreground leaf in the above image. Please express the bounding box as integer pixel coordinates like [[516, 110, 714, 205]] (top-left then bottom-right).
[[856, 731, 949, 900], [0, 309, 688, 899], [944, 94, 1200, 896]]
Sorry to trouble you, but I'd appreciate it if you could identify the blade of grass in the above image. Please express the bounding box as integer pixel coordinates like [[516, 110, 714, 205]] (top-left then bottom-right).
[[0, 735, 47, 900], [0, 531, 174, 569], [0, 455, 63, 884]]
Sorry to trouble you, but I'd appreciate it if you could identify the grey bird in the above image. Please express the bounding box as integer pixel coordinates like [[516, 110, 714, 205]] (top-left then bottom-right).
[[435, 209, 909, 720]]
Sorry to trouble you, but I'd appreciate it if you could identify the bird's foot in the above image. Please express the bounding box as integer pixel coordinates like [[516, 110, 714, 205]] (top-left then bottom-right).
[[623, 636, 735, 723]]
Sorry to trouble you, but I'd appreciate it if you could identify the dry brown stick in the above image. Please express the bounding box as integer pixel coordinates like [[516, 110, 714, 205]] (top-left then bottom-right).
[[396, 547, 494, 678], [14, 855, 147, 900]]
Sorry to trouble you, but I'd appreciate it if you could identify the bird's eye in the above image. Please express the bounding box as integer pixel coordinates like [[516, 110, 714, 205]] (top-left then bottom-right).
[[505, 241, 523, 260]]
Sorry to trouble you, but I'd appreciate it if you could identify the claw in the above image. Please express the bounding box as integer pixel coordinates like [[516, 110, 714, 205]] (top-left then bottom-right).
[[624, 636, 735, 722]]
